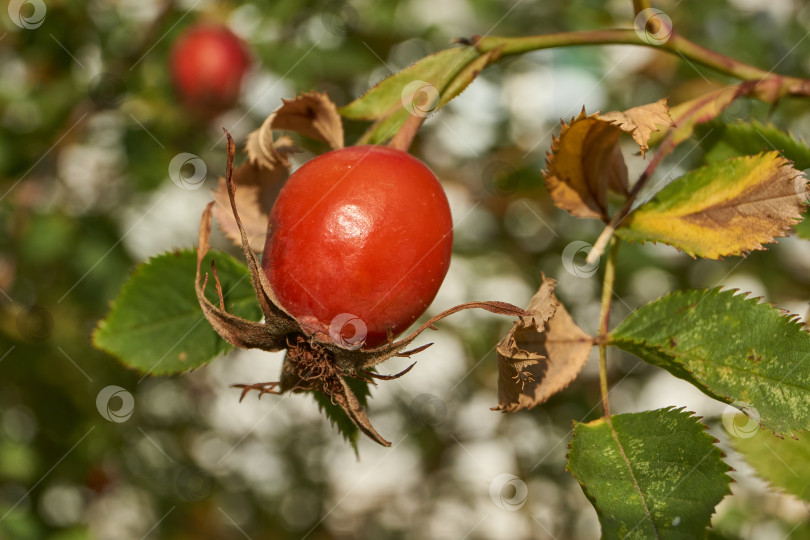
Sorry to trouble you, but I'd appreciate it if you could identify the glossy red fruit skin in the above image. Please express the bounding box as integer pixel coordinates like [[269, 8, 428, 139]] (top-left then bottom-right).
[[262, 145, 453, 349], [169, 24, 250, 114]]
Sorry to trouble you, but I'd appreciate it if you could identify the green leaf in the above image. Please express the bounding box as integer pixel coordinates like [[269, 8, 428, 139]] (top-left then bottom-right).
[[567, 407, 731, 539], [339, 46, 486, 144], [93, 250, 262, 375], [732, 428, 810, 502], [616, 153, 807, 258], [611, 288, 810, 436], [695, 120, 810, 170], [797, 211, 810, 240], [312, 377, 372, 454]]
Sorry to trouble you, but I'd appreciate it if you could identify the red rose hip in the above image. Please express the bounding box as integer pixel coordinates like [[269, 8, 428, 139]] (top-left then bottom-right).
[[169, 24, 250, 114], [262, 145, 453, 349]]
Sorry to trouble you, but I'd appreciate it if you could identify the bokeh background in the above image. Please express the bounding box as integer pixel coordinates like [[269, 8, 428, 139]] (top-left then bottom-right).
[[2, 0, 810, 538]]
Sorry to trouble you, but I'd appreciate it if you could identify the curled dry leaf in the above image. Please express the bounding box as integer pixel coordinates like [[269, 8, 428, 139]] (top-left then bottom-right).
[[214, 92, 344, 252], [598, 98, 672, 157], [544, 101, 672, 221], [493, 275, 593, 412], [198, 130, 530, 447]]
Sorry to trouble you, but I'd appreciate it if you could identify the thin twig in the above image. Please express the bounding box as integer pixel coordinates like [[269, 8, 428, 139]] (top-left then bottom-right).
[[474, 30, 810, 98], [597, 239, 620, 417], [587, 140, 669, 264]]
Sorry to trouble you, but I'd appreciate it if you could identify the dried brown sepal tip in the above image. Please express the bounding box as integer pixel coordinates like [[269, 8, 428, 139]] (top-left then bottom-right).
[[213, 92, 344, 253], [493, 275, 594, 413], [197, 122, 530, 447]]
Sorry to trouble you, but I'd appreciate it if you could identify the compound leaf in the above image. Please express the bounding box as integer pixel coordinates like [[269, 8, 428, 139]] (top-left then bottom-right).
[[93, 250, 262, 375], [611, 288, 810, 437], [617, 153, 808, 258], [568, 407, 731, 540]]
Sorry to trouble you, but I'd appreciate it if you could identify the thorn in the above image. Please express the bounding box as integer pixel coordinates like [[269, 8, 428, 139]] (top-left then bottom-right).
[[396, 343, 433, 357], [368, 362, 417, 380]]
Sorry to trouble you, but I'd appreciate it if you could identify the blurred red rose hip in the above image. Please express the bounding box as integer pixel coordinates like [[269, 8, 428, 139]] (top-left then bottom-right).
[[170, 24, 250, 115]]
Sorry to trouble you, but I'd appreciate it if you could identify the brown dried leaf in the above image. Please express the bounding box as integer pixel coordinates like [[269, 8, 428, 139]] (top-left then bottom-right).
[[247, 92, 344, 166], [544, 110, 629, 220], [598, 98, 672, 157], [274, 92, 344, 149], [493, 276, 593, 412], [544, 101, 674, 221]]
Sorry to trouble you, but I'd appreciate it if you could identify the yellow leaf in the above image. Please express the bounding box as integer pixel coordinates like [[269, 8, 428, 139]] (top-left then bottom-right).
[[618, 152, 810, 258]]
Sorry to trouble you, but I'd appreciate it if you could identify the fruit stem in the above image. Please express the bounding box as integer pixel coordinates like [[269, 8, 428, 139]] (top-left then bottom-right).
[[597, 238, 619, 418], [388, 113, 426, 152]]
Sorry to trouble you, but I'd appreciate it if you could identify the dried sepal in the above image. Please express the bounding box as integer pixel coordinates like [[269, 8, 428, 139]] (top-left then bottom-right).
[[212, 162, 286, 253], [215, 92, 344, 252], [320, 301, 530, 373], [220, 133, 300, 327], [334, 376, 390, 446], [195, 200, 296, 351], [493, 276, 593, 412]]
